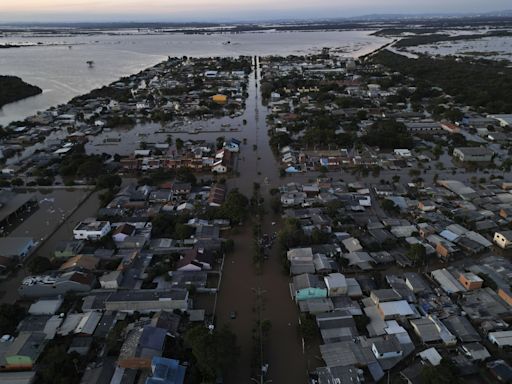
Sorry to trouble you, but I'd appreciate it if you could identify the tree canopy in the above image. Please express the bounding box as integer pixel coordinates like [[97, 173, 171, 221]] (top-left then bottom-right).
[[185, 325, 239, 381]]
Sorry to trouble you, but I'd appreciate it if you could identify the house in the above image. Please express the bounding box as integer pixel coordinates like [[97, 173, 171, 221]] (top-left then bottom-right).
[[18, 271, 96, 298], [458, 272, 483, 291], [145, 356, 186, 384], [462, 342, 491, 361], [453, 147, 493, 162], [493, 230, 512, 249], [28, 298, 63, 315], [410, 316, 456, 345], [316, 311, 358, 344], [112, 223, 137, 242], [315, 366, 364, 384], [82, 290, 189, 313], [99, 270, 123, 289], [118, 326, 167, 369], [487, 360, 512, 383], [0, 332, 46, 371], [175, 248, 214, 271], [418, 200, 436, 212], [208, 184, 226, 207], [488, 331, 512, 348], [53, 240, 84, 259], [59, 255, 98, 272], [0, 237, 34, 261], [323, 273, 347, 297], [498, 288, 512, 307], [371, 337, 403, 360], [292, 273, 328, 301], [377, 300, 415, 320], [73, 220, 111, 240]]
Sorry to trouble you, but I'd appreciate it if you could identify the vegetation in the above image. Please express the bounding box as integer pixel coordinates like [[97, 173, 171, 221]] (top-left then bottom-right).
[[27, 256, 53, 274], [361, 119, 413, 149], [420, 358, 460, 384], [185, 325, 239, 381], [0, 75, 42, 107], [0, 303, 25, 335], [395, 30, 512, 48], [37, 344, 82, 384], [372, 50, 512, 113]]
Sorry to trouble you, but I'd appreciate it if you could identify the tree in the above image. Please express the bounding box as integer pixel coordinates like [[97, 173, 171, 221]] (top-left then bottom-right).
[[420, 359, 460, 384], [407, 243, 427, 265], [38, 344, 81, 384], [299, 314, 317, 344], [175, 138, 184, 151], [96, 174, 122, 190], [27, 256, 53, 274], [381, 199, 399, 213], [0, 303, 25, 335], [185, 325, 239, 381], [175, 223, 193, 240]]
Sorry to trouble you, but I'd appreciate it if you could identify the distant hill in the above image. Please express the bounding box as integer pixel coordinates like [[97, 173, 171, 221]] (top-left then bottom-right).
[[0, 75, 42, 108]]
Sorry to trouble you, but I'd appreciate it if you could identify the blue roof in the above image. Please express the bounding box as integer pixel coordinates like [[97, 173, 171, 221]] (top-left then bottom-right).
[[140, 326, 167, 352], [146, 357, 186, 384], [285, 166, 299, 173], [320, 158, 329, 166]]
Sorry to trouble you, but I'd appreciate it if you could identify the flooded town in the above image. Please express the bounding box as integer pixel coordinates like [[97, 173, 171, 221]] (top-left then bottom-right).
[[1, 8, 512, 384]]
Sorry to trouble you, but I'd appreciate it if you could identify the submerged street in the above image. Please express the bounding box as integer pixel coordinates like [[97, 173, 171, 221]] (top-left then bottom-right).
[[216, 57, 309, 383]]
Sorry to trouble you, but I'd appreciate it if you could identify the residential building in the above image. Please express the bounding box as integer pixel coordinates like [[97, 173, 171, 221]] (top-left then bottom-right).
[[493, 230, 512, 249], [73, 221, 111, 241], [459, 272, 483, 291], [453, 147, 493, 162], [145, 356, 186, 384]]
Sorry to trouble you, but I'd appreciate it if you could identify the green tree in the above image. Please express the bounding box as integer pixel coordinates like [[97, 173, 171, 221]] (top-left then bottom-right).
[[96, 174, 122, 190], [185, 325, 239, 381], [381, 199, 399, 213], [38, 344, 81, 384], [299, 314, 317, 344], [0, 303, 25, 334], [420, 359, 460, 384], [407, 243, 427, 265], [27, 256, 53, 274], [175, 138, 184, 151]]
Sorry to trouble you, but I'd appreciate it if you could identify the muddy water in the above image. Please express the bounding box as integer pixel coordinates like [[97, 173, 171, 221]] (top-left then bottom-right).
[[216, 57, 308, 383], [0, 189, 101, 304]]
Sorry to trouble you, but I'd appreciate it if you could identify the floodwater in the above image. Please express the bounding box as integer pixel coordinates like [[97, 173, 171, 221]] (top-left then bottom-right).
[[0, 30, 390, 126], [215, 57, 311, 383], [0, 188, 101, 304]]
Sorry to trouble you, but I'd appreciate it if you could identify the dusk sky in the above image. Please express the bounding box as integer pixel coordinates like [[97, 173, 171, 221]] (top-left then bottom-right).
[[0, 0, 510, 22]]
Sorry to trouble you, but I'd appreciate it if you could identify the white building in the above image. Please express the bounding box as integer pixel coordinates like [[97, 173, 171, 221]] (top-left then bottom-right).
[[73, 221, 111, 241], [493, 231, 512, 249]]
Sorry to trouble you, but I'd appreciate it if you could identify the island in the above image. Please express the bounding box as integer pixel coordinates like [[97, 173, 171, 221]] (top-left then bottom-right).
[[0, 75, 42, 108]]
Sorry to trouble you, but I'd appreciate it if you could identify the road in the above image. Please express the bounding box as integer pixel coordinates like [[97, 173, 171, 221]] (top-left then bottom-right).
[[216, 56, 308, 383]]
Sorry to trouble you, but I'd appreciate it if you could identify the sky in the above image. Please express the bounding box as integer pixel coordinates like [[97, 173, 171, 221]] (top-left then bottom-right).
[[0, 0, 510, 23]]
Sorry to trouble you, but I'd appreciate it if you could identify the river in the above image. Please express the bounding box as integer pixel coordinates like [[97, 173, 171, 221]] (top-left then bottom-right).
[[0, 30, 389, 126]]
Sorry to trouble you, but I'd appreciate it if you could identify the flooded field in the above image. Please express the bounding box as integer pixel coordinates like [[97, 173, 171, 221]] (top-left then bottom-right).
[[406, 35, 512, 61]]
